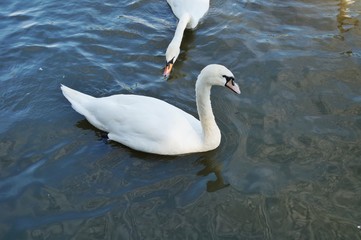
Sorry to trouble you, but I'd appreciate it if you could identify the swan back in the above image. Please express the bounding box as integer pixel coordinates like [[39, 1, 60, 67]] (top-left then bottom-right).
[[167, 0, 210, 28]]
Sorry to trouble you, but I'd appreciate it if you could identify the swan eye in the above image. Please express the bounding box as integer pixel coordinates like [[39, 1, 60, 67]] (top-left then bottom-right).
[[222, 75, 235, 86]]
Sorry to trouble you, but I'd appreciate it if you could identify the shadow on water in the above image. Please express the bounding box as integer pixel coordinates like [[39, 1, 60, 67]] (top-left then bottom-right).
[[178, 29, 196, 61], [194, 152, 230, 192]]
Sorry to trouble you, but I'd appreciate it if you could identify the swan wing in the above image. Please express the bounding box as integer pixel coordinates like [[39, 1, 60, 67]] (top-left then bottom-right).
[[95, 95, 203, 155]]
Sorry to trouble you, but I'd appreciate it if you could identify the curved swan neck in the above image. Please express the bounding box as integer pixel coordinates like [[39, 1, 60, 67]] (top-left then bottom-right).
[[170, 14, 190, 47], [196, 76, 221, 146], [196, 80, 212, 120]]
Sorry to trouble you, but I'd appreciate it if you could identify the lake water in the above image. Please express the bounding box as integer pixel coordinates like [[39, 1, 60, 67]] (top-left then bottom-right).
[[1, 0, 361, 239]]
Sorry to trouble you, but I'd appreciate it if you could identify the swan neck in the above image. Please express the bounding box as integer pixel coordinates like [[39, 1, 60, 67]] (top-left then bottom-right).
[[170, 14, 190, 46], [196, 82, 212, 120], [196, 77, 220, 146]]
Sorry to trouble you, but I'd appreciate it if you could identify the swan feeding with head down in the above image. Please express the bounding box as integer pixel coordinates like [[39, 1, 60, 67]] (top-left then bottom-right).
[[163, 0, 210, 78], [61, 64, 240, 155]]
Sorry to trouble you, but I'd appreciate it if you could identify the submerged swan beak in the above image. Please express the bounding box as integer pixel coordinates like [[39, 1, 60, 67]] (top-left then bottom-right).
[[163, 59, 174, 78], [163, 63, 173, 78], [225, 79, 241, 94]]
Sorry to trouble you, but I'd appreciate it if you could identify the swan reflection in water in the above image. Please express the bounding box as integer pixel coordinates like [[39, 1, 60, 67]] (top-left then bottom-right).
[[337, 0, 359, 33], [195, 154, 230, 192]]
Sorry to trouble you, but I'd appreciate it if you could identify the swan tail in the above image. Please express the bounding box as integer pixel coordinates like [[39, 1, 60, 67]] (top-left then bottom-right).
[[61, 84, 94, 116]]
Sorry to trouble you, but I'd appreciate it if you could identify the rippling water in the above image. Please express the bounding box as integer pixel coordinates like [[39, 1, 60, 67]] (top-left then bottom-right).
[[1, 0, 361, 239]]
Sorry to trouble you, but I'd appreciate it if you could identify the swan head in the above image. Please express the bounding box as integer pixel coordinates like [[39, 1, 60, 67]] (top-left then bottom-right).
[[198, 64, 241, 94], [163, 42, 180, 78]]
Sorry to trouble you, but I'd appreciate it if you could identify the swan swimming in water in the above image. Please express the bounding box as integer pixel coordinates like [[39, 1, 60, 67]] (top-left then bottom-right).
[[61, 64, 240, 155], [163, 0, 210, 78]]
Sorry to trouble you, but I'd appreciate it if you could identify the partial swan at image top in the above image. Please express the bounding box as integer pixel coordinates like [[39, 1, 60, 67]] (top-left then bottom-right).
[[163, 0, 210, 78]]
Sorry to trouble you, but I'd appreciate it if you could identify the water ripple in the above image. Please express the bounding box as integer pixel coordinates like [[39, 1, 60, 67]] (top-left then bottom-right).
[[0, 159, 46, 201], [1, 0, 361, 239]]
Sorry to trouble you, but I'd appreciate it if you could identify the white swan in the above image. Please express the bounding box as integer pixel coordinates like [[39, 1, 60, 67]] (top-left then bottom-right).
[[61, 64, 240, 155], [163, 0, 210, 78]]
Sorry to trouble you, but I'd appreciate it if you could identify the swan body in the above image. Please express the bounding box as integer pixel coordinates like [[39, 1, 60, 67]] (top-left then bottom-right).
[[167, 0, 209, 29], [61, 64, 240, 155], [164, 0, 210, 77]]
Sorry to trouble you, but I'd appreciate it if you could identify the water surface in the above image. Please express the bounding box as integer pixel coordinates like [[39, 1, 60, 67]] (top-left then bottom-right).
[[1, 0, 361, 239]]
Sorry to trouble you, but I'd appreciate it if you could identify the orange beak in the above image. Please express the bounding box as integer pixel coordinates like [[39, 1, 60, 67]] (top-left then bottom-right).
[[163, 63, 173, 78], [225, 80, 241, 94]]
